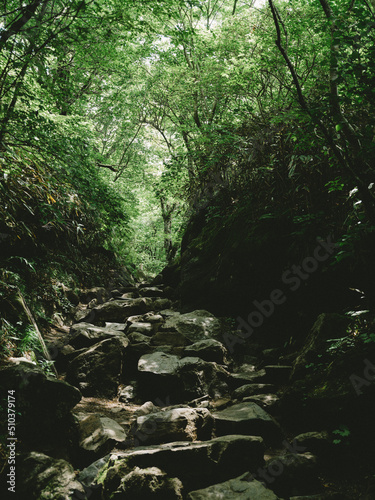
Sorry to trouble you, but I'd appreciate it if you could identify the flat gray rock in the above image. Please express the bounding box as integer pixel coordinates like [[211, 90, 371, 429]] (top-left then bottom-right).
[[159, 309, 180, 317], [243, 394, 280, 410], [105, 322, 127, 331], [79, 415, 126, 459], [110, 466, 183, 499], [232, 384, 276, 400], [138, 352, 180, 375], [264, 452, 319, 498], [127, 331, 152, 344], [137, 352, 230, 402], [90, 297, 154, 323], [229, 369, 267, 387], [101, 434, 265, 493], [17, 452, 86, 499], [134, 407, 213, 444], [161, 310, 222, 342], [213, 402, 282, 444], [69, 322, 127, 349], [293, 431, 331, 456], [184, 339, 228, 364], [139, 286, 164, 297], [127, 322, 154, 335], [188, 473, 280, 499]]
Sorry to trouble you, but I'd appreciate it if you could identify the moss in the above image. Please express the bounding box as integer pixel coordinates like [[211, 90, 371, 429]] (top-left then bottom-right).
[[96, 462, 111, 485], [97, 458, 130, 486]]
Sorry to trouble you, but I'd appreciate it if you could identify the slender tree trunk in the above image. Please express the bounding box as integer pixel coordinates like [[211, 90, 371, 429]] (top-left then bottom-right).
[[268, 0, 375, 223], [160, 197, 177, 264], [0, 0, 45, 51], [0, 61, 29, 146]]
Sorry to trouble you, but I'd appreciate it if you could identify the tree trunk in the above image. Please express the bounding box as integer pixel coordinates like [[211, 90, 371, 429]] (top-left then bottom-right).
[[160, 197, 177, 264]]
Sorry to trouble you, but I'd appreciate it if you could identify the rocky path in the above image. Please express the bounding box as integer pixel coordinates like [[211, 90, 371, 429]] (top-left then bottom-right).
[[0, 283, 355, 499]]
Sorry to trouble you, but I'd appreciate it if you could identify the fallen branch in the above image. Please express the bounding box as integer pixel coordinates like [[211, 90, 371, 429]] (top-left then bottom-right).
[[17, 288, 58, 377]]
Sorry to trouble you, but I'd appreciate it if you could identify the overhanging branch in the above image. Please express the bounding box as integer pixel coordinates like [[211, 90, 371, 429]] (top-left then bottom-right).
[[97, 163, 118, 173]]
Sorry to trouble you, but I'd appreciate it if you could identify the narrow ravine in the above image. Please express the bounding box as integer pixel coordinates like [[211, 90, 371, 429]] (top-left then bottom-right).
[[2, 280, 370, 499]]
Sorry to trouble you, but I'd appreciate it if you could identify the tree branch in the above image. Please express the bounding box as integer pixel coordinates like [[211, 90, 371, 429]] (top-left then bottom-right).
[[0, 0, 46, 51], [97, 163, 118, 173], [268, 0, 308, 111]]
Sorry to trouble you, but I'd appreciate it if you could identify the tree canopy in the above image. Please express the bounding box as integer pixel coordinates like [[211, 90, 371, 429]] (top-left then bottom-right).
[[1, 0, 375, 276]]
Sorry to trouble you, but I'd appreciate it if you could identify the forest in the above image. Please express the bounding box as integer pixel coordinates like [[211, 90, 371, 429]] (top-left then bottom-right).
[[1, 0, 375, 498]]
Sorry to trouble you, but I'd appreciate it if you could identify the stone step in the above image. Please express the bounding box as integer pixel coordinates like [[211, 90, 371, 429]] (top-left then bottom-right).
[[138, 286, 165, 297], [232, 383, 277, 400], [187, 473, 280, 499], [213, 402, 282, 445], [242, 394, 280, 412], [229, 369, 267, 388], [131, 406, 214, 445], [101, 434, 265, 493], [69, 322, 127, 349]]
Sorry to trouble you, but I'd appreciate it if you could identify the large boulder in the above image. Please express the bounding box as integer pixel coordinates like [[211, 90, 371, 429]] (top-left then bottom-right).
[[293, 431, 331, 457], [16, 452, 86, 499], [132, 407, 214, 445], [213, 402, 282, 445], [137, 352, 230, 402], [78, 415, 127, 462], [243, 394, 280, 412], [69, 322, 127, 349], [183, 339, 228, 364], [137, 352, 181, 400], [128, 331, 153, 344], [89, 297, 154, 324], [103, 466, 183, 499], [177, 357, 230, 401], [66, 337, 128, 397], [160, 310, 222, 343], [138, 351, 180, 375], [0, 358, 81, 451], [100, 435, 265, 493], [152, 298, 172, 310], [187, 473, 280, 499], [264, 452, 319, 498]]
